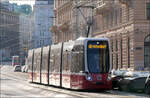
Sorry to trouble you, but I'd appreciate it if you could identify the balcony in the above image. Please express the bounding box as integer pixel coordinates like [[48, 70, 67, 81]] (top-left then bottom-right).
[[119, 0, 131, 6], [119, 0, 130, 4], [95, 0, 112, 14], [58, 21, 70, 32]]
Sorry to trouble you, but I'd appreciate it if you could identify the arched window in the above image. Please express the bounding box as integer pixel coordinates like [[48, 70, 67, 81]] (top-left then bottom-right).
[[144, 34, 150, 68]]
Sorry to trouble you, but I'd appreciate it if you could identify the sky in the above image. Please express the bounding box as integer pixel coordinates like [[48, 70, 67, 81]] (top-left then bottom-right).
[[9, 0, 35, 7]]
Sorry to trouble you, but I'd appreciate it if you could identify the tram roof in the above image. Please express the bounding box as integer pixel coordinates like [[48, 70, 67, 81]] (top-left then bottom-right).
[[76, 37, 109, 41]]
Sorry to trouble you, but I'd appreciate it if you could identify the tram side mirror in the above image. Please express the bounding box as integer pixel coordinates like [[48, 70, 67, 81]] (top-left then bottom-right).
[[85, 71, 88, 74], [84, 71, 89, 74]]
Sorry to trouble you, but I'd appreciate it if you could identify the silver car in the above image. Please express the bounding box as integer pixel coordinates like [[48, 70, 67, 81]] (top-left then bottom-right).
[[14, 65, 21, 72]]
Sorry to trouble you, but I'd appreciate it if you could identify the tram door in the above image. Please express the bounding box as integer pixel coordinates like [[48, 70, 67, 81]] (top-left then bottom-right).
[[49, 43, 63, 86]]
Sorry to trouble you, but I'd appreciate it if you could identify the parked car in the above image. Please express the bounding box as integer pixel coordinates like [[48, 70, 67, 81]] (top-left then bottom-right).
[[112, 70, 150, 93], [111, 70, 128, 89], [118, 76, 147, 92], [14, 65, 21, 72], [145, 75, 150, 94]]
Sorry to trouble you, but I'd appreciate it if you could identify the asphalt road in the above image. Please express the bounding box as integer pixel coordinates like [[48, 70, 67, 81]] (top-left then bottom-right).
[[0, 65, 74, 98], [0, 65, 149, 98]]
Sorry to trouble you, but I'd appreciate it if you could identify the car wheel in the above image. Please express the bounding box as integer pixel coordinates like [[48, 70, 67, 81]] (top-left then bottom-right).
[[145, 83, 150, 94]]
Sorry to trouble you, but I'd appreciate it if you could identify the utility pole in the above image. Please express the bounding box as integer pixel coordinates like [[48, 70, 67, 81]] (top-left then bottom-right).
[[90, 0, 94, 37], [74, 0, 95, 39], [74, 0, 79, 39]]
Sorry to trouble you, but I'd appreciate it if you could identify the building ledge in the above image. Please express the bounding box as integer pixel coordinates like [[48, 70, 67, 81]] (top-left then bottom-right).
[[93, 21, 134, 36], [95, 0, 112, 14]]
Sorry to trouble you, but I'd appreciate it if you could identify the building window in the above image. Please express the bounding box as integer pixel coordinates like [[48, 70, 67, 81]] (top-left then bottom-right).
[[112, 41, 113, 69], [116, 40, 118, 69], [127, 7, 130, 21], [120, 39, 123, 68], [43, 40, 44, 45], [106, 13, 109, 28], [43, 32, 44, 36], [40, 32, 42, 36], [144, 34, 150, 68], [114, 9, 117, 25], [128, 37, 130, 68], [147, 3, 150, 20], [111, 11, 113, 27], [119, 8, 122, 23], [40, 40, 42, 47]]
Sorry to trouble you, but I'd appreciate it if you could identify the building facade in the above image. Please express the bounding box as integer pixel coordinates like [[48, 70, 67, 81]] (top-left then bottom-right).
[[19, 14, 34, 65], [53, 0, 150, 71], [32, 0, 53, 48], [0, 2, 20, 63]]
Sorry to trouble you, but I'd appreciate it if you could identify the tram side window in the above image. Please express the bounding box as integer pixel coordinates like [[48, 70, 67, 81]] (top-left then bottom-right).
[[68, 52, 72, 72], [78, 52, 84, 72], [50, 50, 55, 73], [42, 52, 48, 72], [70, 45, 84, 73], [33, 51, 39, 72], [72, 53, 78, 73], [36, 52, 41, 72], [55, 51, 61, 72], [27, 51, 33, 72], [62, 52, 70, 72], [71, 52, 84, 73]]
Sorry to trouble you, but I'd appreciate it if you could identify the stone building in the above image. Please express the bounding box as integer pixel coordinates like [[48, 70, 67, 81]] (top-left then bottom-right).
[[52, 0, 73, 43], [32, 0, 53, 48], [93, 0, 150, 71], [52, 0, 150, 71], [0, 2, 20, 63], [19, 14, 34, 65]]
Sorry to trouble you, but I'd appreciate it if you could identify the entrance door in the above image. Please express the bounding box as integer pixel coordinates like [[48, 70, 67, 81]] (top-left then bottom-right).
[[144, 34, 150, 68]]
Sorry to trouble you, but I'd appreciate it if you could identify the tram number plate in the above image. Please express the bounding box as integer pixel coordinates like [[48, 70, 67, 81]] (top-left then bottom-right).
[[97, 75, 102, 80]]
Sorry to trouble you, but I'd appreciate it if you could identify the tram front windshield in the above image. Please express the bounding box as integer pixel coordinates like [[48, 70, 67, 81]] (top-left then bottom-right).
[[87, 41, 110, 73]]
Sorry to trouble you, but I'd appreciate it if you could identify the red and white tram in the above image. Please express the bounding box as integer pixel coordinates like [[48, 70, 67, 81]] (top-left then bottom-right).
[[12, 56, 19, 66], [27, 37, 112, 90]]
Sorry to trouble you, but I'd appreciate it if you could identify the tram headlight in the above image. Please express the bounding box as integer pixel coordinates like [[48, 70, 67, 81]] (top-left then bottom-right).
[[86, 75, 92, 81]]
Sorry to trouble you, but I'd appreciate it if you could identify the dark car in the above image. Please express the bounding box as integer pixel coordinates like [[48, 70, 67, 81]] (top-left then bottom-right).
[[145, 75, 150, 94], [117, 71, 150, 93], [118, 76, 147, 92], [111, 70, 128, 89]]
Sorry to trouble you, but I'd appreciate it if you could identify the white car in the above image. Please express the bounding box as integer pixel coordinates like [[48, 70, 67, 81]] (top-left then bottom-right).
[[14, 65, 21, 72]]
